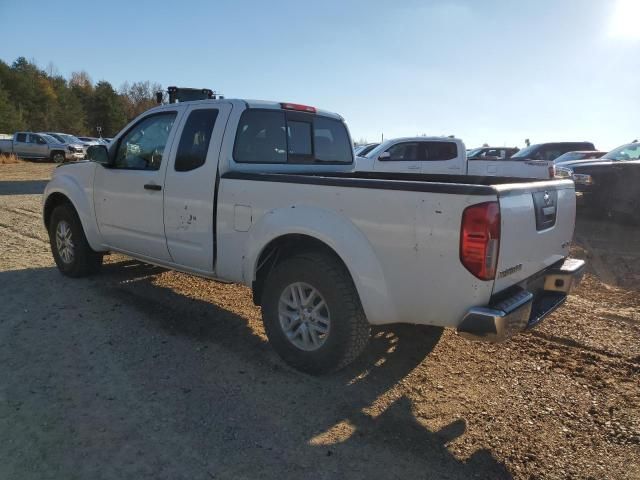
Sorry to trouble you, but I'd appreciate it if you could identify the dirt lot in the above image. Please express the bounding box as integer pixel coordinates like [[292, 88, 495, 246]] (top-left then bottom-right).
[[1, 162, 638, 480]]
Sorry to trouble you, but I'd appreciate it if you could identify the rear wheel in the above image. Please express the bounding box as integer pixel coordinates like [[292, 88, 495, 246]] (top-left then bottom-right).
[[50, 151, 65, 163], [261, 252, 370, 374], [49, 204, 102, 277]]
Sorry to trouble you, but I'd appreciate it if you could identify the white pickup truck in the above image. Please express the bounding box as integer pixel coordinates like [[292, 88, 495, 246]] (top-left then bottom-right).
[[355, 137, 556, 179], [43, 99, 585, 374]]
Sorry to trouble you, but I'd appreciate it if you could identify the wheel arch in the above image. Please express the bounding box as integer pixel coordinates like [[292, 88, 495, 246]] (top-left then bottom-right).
[[43, 192, 74, 230], [245, 207, 399, 325], [43, 173, 104, 252]]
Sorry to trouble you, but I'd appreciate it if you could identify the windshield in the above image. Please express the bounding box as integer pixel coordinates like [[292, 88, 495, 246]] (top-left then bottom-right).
[[510, 144, 539, 159], [60, 134, 82, 144], [554, 152, 580, 162], [554, 151, 605, 163], [40, 134, 58, 144], [46, 133, 65, 143], [466, 148, 483, 158], [602, 143, 640, 162], [358, 143, 379, 157]]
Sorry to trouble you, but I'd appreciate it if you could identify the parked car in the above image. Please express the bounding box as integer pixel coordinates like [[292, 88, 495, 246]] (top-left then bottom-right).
[[554, 151, 606, 164], [556, 142, 640, 222], [355, 137, 554, 178], [467, 147, 519, 160], [511, 142, 596, 161], [77, 136, 104, 146], [43, 98, 584, 374], [42, 132, 87, 157], [0, 132, 83, 162], [354, 143, 379, 157]]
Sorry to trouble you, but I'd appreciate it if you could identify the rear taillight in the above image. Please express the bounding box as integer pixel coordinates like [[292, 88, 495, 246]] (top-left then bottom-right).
[[548, 164, 555, 179], [280, 102, 316, 113], [460, 201, 500, 280]]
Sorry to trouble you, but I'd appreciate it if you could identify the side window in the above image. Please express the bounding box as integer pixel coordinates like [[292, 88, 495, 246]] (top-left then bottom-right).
[[114, 112, 177, 170], [16, 133, 26, 142], [314, 116, 352, 163], [33, 135, 46, 145], [174, 109, 219, 172], [234, 110, 287, 163], [484, 149, 500, 158], [422, 141, 458, 161], [386, 142, 420, 161]]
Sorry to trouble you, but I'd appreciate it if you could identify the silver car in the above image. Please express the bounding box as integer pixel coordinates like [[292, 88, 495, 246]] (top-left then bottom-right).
[[0, 132, 82, 162], [42, 132, 87, 158]]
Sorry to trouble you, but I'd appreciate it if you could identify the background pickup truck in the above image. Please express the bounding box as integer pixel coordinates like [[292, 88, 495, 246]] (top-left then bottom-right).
[[355, 137, 556, 179], [42, 99, 585, 374], [0, 132, 84, 163]]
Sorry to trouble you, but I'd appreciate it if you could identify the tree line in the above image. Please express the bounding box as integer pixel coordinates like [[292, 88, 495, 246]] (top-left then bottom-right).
[[0, 57, 162, 137]]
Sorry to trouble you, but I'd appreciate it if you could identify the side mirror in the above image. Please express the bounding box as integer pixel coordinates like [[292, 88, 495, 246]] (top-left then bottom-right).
[[378, 152, 391, 161], [87, 144, 111, 166]]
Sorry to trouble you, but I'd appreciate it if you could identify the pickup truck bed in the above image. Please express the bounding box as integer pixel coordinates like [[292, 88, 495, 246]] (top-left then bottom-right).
[[220, 170, 580, 327]]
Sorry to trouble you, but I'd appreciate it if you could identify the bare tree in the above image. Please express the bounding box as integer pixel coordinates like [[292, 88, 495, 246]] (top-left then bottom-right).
[[45, 62, 59, 78], [120, 80, 162, 121], [70, 71, 92, 89]]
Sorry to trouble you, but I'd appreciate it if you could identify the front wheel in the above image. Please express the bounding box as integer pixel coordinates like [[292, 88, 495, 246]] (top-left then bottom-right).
[[50, 151, 65, 163], [261, 252, 370, 374], [49, 204, 102, 277]]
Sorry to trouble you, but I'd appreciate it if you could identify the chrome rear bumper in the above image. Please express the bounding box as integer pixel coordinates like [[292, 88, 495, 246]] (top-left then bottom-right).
[[457, 258, 585, 342]]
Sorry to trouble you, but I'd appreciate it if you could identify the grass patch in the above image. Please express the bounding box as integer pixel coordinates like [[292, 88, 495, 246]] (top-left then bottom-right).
[[0, 153, 23, 164]]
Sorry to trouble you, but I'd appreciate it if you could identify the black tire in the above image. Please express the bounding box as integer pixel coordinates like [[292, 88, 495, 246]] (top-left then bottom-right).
[[50, 151, 65, 163], [261, 252, 370, 375], [48, 204, 102, 277]]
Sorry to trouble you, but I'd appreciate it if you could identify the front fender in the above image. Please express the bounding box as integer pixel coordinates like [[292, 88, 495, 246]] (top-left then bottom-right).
[[243, 206, 399, 325], [43, 163, 103, 251]]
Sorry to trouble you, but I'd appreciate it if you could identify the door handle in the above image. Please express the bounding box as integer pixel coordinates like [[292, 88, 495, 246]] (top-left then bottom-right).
[[144, 184, 162, 191], [407, 165, 420, 170]]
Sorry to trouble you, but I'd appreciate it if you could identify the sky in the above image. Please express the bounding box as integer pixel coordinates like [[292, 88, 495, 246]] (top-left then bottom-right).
[[1, 0, 639, 150]]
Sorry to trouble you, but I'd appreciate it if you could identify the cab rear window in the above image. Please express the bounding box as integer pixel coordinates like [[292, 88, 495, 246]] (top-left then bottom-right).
[[233, 109, 353, 164]]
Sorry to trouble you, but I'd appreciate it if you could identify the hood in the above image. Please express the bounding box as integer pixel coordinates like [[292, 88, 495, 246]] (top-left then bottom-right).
[[56, 159, 91, 168]]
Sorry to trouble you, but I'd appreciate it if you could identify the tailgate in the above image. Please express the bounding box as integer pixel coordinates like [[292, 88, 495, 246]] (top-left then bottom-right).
[[493, 179, 576, 294]]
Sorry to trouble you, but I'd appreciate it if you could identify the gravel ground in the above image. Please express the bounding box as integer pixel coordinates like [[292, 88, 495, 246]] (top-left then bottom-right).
[[1, 162, 638, 480]]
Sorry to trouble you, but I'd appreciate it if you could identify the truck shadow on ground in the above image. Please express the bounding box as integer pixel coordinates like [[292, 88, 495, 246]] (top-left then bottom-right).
[[0, 179, 48, 195], [1, 260, 511, 479]]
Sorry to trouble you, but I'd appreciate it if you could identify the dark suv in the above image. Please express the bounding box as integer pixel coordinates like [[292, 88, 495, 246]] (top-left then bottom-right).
[[511, 142, 596, 161], [556, 142, 640, 223]]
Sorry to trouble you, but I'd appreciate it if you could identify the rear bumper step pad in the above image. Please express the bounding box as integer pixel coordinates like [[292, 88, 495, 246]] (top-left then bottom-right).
[[456, 258, 585, 342]]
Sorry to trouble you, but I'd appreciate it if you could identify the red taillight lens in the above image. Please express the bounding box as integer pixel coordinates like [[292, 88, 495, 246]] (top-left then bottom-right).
[[280, 102, 316, 113], [460, 201, 500, 280]]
